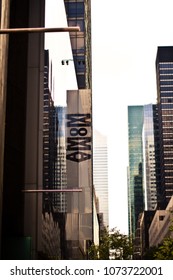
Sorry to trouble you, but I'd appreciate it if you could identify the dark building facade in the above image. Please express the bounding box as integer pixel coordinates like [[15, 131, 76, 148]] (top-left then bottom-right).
[[152, 104, 161, 209], [0, 0, 94, 260], [156, 46, 173, 209], [132, 47, 173, 258], [64, 0, 92, 89], [133, 210, 155, 259], [134, 162, 144, 224], [1, 0, 45, 259], [43, 51, 68, 260]]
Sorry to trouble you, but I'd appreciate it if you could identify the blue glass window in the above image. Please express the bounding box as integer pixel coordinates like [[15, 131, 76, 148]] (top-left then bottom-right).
[[160, 69, 173, 74], [74, 55, 85, 73], [65, 3, 84, 17], [160, 80, 173, 85], [161, 104, 173, 109], [161, 92, 173, 97], [160, 87, 173, 91]]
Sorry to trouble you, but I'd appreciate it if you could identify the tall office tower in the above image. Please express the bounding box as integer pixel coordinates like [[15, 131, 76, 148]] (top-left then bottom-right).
[[64, 0, 92, 89], [143, 104, 158, 210], [43, 50, 57, 212], [156, 46, 173, 209], [93, 129, 109, 229], [128, 106, 145, 238], [42, 50, 63, 259], [54, 106, 67, 213], [128, 104, 161, 258]]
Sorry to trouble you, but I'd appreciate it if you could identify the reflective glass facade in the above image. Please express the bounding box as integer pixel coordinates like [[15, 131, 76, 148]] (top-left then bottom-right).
[[143, 104, 158, 210], [156, 46, 173, 208], [128, 106, 144, 238], [128, 104, 160, 240], [54, 106, 67, 213]]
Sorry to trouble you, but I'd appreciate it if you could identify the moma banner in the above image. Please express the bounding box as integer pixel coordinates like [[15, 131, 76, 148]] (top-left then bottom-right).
[[66, 90, 92, 258]]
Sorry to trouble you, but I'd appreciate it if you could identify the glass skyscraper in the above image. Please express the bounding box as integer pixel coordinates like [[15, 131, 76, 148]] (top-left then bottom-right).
[[128, 106, 145, 238], [54, 106, 67, 213], [93, 129, 109, 229], [143, 104, 158, 211], [128, 104, 160, 236]]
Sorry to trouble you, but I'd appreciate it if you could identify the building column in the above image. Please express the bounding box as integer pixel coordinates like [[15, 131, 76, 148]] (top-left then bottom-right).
[[0, 0, 10, 257], [24, 0, 45, 259]]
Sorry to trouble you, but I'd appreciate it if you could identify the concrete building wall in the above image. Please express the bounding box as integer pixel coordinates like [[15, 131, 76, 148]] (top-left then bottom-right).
[[149, 196, 173, 247], [24, 0, 45, 258]]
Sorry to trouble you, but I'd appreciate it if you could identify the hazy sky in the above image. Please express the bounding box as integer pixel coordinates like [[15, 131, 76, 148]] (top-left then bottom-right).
[[45, 0, 173, 234]]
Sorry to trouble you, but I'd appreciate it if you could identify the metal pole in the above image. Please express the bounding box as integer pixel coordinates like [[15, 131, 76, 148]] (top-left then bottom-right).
[[0, 26, 80, 34]]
